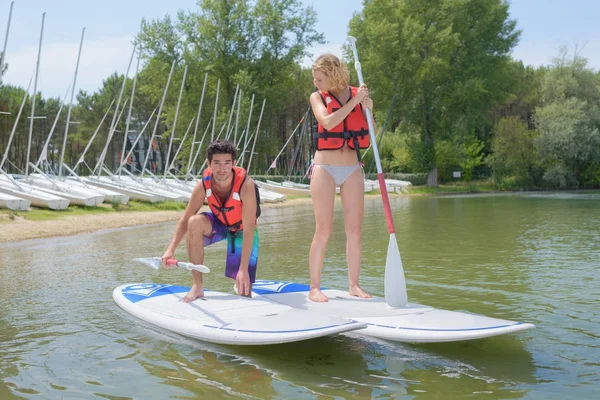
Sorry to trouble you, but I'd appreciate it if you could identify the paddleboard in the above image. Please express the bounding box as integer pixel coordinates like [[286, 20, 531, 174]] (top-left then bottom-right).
[[113, 283, 367, 345], [252, 280, 535, 343]]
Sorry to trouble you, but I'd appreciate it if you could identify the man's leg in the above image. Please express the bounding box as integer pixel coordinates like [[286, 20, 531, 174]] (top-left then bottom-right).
[[225, 228, 260, 297], [183, 213, 218, 303]]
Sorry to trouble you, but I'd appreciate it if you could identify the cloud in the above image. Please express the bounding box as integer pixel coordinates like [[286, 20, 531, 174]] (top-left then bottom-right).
[[3, 35, 135, 98]]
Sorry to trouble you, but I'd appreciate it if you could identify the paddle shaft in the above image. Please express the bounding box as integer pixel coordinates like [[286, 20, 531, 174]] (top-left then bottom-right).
[[165, 258, 210, 273], [348, 40, 396, 235]]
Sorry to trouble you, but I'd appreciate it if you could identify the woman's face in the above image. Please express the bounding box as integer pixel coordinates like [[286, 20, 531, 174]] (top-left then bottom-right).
[[312, 69, 330, 92]]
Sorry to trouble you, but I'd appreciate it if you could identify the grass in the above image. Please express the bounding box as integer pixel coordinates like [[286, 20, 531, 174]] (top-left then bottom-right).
[[0, 200, 187, 222]]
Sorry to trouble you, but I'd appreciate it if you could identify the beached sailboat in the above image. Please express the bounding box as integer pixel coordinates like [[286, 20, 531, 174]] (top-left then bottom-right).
[[0, 12, 69, 210]]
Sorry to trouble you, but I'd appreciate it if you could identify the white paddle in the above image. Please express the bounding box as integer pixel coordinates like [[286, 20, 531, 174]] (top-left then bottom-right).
[[347, 36, 408, 308], [133, 257, 211, 273]]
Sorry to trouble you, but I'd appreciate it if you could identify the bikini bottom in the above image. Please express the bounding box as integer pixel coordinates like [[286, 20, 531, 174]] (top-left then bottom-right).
[[314, 163, 362, 186]]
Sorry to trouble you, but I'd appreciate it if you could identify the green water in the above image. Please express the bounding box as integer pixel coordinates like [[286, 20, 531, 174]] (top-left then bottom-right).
[[1, 191, 598, 399]]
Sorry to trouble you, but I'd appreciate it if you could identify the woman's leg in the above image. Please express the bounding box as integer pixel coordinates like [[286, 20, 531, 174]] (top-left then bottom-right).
[[340, 167, 371, 298], [309, 165, 337, 302]]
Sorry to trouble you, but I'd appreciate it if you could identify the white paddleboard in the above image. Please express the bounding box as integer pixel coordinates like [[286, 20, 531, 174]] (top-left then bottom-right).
[[113, 283, 367, 345], [252, 280, 535, 343]]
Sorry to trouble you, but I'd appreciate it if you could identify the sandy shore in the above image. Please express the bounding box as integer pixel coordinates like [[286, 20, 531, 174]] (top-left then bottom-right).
[[0, 197, 315, 244]]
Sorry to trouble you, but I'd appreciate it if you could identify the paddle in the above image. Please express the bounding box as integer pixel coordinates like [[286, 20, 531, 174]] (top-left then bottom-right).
[[133, 257, 211, 273], [347, 36, 408, 308]]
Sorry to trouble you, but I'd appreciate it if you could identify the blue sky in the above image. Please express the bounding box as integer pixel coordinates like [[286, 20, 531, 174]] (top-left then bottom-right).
[[1, 0, 599, 98]]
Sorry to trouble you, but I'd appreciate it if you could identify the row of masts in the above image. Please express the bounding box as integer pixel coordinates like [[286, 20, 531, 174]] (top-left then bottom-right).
[[0, 3, 288, 211]]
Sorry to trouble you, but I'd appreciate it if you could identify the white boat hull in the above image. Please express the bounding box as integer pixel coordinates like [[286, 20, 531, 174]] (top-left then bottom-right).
[[0, 180, 69, 210], [82, 178, 164, 203], [0, 192, 31, 211], [26, 176, 105, 206]]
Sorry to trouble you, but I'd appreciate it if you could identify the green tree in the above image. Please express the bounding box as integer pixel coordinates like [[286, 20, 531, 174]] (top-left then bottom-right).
[[487, 116, 540, 185], [534, 51, 600, 187], [135, 0, 324, 174], [348, 0, 520, 186]]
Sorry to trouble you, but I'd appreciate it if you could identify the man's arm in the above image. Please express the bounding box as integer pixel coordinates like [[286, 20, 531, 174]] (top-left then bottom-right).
[[238, 178, 258, 274], [164, 181, 206, 256]]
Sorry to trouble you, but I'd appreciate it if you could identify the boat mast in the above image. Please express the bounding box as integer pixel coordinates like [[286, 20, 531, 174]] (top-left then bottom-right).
[[0, 1, 14, 86], [59, 27, 85, 178], [163, 64, 188, 179], [25, 13, 45, 177]]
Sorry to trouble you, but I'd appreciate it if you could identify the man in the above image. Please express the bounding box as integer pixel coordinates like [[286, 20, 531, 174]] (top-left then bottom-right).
[[161, 140, 260, 302]]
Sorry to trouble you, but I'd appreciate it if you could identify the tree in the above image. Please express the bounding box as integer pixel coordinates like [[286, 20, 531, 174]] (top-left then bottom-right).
[[534, 51, 600, 187], [135, 0, 324, 174], [348, 0, 520, 186], [487, 116, 539, 185]]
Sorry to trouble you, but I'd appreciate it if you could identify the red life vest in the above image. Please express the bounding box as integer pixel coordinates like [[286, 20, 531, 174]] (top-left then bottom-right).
[[314, 86, 370, 157], [202, 166, 261, 234], [202, 166, 248, 234]]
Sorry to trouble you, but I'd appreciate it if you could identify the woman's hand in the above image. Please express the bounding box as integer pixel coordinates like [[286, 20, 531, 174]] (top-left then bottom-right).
[[361, 95, 373, 110], [355, 83, 369, 102]]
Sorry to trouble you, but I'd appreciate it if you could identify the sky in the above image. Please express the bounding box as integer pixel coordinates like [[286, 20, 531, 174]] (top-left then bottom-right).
[[1, 0, 599, 99]]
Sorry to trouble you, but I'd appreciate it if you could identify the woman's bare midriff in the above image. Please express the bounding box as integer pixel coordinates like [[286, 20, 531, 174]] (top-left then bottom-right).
[[313, 145, 360, 166]]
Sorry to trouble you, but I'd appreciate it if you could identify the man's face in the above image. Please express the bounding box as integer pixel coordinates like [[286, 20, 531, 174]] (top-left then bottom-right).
[[209, 153, 235, 183]]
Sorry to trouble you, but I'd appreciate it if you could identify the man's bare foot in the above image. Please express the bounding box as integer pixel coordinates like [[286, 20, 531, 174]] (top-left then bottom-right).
[[349, 286, 372, 299], [182, 285, 204, 303], [309, 288, 328, 302]]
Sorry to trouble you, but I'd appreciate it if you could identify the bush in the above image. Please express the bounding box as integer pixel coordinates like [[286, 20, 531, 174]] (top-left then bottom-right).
[[543, 166, 578, 188]]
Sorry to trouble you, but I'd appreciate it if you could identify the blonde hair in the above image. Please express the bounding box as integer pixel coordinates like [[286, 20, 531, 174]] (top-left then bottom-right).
[[312, 53, 350, 93]]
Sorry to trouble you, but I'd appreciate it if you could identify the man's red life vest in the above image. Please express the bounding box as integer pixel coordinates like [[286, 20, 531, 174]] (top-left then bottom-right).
[[202, 166, 261, 237], [314, 86, 370, 157], [203, 166, 248, 234]]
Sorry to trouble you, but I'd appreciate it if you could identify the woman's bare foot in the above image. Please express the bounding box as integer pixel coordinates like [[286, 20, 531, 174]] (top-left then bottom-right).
[[349, 286, 371, 299], [182, 285, 204, 303], [309, 288, 328, 302]]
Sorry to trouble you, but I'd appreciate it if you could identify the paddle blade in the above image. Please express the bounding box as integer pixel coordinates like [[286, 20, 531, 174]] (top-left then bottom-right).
[[384, 233, 408, 308], [133, 257, 162, 270]]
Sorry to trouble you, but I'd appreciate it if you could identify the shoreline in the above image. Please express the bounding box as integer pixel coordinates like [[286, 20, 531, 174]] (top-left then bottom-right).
[[0, 197, 316, 244], [4, 186, 594, 244]]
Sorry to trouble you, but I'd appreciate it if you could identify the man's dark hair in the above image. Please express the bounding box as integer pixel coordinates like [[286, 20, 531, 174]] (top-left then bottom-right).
[[206, 140, 237, 161]]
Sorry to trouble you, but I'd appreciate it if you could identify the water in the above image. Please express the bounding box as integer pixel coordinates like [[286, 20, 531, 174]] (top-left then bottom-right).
[[1, 191, 599, 399]]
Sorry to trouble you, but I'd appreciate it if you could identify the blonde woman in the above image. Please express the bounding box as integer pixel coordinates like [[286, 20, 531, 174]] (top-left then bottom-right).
[[308, 53, 374, 302]]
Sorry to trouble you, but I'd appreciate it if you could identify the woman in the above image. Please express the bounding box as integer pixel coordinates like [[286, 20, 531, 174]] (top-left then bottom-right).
[[308, 53, 374, 302]]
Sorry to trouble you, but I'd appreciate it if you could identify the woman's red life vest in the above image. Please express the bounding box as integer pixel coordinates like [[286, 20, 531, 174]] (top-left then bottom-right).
[[202, 166, 261, 239], [314, 86, 370, 156]]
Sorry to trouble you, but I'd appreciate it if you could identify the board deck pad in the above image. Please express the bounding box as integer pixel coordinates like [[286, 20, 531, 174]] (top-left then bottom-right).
[[113, 283, 367, 345], [252, 280, 535, 343]]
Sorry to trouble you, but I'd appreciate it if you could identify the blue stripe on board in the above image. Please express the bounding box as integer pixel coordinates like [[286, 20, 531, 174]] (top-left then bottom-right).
[[121, 284, 190, 303], [252, 280, 322, 295], [367, 321, 524, 332], [203, 320, 358, 334]]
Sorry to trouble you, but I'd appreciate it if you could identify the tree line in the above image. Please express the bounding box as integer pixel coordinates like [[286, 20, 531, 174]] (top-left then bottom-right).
[[1, 0, 599, 188]]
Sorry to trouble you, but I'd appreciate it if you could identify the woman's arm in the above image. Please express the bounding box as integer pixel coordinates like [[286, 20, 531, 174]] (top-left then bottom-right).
[[310, 84, 369, 130], [361, 96, 377, 135]]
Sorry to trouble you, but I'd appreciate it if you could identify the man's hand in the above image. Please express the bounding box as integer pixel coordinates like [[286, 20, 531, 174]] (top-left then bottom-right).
[[235, 269, 251, 297], [161, 249, 175, 269]]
